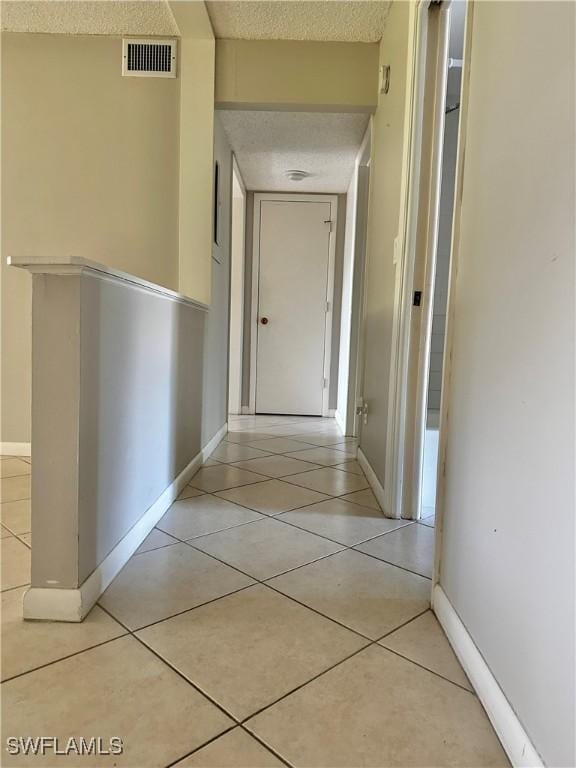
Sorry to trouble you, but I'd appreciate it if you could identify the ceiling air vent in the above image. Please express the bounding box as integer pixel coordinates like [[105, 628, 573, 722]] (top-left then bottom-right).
[[122, 39, 177, 78]]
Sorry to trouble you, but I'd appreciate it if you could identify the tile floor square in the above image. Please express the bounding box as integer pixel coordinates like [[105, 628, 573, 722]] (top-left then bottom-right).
[[212, 443, 272, 462], [290, 434, 357, 447], [340, 488, 381, 511], [191, 518, 343, 581], [278, 499, 412, 546], [215, 480, 330, 516], [138, 584, 366, 720], [203, 457, 222, 467], [157, 494, 263, 540], [245, 437, 319, 454], [268, 549, 430, 638], [189, 465, 268, 493], [284, 467, 369, 496], [355, 522, 435, 579], [0, 475, 31, 503], [177, 485, 206, 501], [379, 610, 472, 690], [333, 460, 363, 475], [0, 458, 30, 479], [225, 432, 277, 444], [246, 645, 508, 767], [135, 528, 178, 554], [2, 635, 233, 767], [285, 447, 356, 466], [176, 729, 284, 767], [1, 536, 30, 591], [99, 542, 254, 629], [232, 455, 322, 478], [0, 499, 31, 535], [2, 586, 126, 681]]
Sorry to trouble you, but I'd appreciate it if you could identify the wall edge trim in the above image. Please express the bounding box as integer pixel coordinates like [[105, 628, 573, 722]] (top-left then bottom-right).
[[432, 585, 545, 768], [22, 423, 228, 623], [357, 447, 398, 519]]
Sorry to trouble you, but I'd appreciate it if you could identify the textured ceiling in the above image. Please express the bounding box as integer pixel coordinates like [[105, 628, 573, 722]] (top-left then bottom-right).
[[219, 110, 369, 193], [1, 1, 179, 35], [206, 1, 391, 42]]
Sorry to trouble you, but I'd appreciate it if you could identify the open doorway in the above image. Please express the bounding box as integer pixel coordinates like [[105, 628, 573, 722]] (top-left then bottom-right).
[[220, 109, 369, 421], [387, 0, 467, 525], [420, 1, 466, 524]]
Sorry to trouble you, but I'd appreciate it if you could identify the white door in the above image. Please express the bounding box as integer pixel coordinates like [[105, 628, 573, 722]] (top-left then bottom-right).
[[255, 197, 334, 416]]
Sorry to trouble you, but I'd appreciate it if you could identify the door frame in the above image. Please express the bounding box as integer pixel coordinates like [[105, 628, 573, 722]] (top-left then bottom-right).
[[249, 192, 338, 417], [227, 155, 246, 415], [383, 0, 457, 520], [402, 1, 452, 521]]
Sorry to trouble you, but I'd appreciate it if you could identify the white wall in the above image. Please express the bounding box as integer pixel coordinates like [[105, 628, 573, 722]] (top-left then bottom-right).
[[202, 115, 233, 444], [438, 3, 575, 765], [358, 0, 412, 486]]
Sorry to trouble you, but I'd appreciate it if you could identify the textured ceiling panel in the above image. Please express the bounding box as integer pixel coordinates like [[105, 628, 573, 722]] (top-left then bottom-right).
[[1, 1, 179, 35], [219, 110, 369, 192], [206, 1, 391, 42]]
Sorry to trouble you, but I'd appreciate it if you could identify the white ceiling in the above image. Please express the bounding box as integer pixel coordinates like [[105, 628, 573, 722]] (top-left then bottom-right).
[[1, 0, 178, 35], [219, 110, 369, 193], [206, 1, 391, 43], [2, 0, 392, 41]]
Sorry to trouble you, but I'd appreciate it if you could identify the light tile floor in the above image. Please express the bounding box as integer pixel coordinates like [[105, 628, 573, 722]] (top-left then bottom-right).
[[1, 419, 508, 767]]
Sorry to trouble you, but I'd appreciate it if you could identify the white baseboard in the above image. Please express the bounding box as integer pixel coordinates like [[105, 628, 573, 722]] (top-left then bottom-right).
[[357, 447, 398, 519], [202, 422, 228, 461], [241, 406, 253, 415], [334, 410, 346, 433], [23, 425, 229, 623], [1, 442, 31, 457], [432, 585, 544, 768]]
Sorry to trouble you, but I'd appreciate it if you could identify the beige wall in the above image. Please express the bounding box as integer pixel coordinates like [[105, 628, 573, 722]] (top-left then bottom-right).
[[1, 32, 181, 443], [216, 39, 378, 112], [438, 2, 575, 765], [358, 1, 412, 492]]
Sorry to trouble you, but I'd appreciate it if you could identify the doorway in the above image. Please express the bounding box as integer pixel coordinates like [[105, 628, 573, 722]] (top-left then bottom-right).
[[250, 193, 338, 416], [418, 1, 465, 524], [385, 0, 467, 523]]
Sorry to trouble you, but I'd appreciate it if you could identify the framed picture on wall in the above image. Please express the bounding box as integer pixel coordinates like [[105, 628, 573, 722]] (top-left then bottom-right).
[[213, 161, 222, 256]]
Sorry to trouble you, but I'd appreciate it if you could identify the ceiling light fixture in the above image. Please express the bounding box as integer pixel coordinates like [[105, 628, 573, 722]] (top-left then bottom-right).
[[285, 169, 310, 182]]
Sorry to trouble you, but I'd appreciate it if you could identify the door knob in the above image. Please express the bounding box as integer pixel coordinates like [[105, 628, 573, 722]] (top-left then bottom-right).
[[260, 317, 269, 325]]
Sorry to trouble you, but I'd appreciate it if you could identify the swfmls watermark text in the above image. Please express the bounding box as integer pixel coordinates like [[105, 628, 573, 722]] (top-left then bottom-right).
[[6, 737, 124, 757]]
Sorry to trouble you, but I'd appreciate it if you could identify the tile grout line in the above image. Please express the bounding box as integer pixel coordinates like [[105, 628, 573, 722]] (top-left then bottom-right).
[[99, 581, 258, 635], [162, 494, 431, 584], [378, 643, 476, 695], [179, 540, 383, 645], [184, 443, 435, 580], [96, 603, 244, 725], [5, 421, 447, 745], [1, 632, 131, 685], [240, 639, 375, 726], [162, 724, 238, 768]]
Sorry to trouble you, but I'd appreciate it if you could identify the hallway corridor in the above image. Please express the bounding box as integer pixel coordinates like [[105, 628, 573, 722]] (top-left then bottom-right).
[[2, 417, 507, 767]]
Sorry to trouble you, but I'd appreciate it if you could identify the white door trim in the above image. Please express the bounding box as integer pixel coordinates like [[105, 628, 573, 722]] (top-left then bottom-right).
[[406, 3, 451, 521], [249, 192, 338, 417], [228, 155, 246, 416], [382, 0, 427, 518]]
